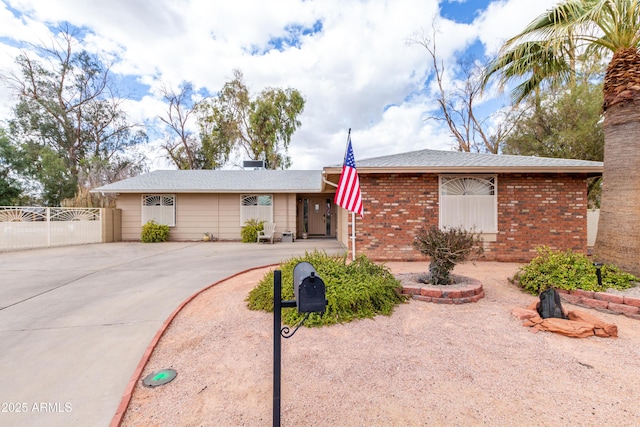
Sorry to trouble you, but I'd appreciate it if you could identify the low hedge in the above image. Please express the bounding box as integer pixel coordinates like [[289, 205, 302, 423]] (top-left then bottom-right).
[[246, 250, 407, 327], [512, 246, 638, 295], [141, 220, 170, 243]]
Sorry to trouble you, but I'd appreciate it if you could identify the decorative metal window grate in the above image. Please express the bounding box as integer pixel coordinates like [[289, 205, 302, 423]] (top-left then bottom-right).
[[441, 176, 495, 196], [142, 195, 176, 226], [240, 194, 273, 225], [439, 176, 497, 232]]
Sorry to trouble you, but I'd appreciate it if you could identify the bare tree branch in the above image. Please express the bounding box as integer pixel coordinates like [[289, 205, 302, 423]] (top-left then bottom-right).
[[412, 24, 519, 154]]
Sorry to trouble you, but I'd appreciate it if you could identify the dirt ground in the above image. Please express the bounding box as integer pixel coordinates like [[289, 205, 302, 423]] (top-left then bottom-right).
[[119, 262, 640, 426]]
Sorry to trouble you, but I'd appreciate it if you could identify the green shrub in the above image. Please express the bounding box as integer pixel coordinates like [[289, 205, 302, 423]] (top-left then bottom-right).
[[141, 220, 170, 243], [246, 250, 407, 327], [241, 219, 264, 243], [512, 246, 638, 295], [412, 226, 484, 285]]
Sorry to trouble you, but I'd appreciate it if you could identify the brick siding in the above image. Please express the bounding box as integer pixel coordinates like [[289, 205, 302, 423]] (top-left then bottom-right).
[[352, 172, 588, 263]]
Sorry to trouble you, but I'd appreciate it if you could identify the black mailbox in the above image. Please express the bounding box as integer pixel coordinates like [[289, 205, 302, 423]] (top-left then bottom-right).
[[293, 262, 326, 313]]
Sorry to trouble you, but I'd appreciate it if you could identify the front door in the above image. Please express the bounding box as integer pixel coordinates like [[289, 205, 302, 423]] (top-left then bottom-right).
[[305, 197, 333, 236]]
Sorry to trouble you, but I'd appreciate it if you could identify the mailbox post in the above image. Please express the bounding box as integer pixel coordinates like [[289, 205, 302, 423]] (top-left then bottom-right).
[[273, 263, 326, 427]]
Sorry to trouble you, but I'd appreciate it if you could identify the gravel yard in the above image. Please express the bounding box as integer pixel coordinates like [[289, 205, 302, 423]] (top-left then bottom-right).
[[120, 261, 640, 426]]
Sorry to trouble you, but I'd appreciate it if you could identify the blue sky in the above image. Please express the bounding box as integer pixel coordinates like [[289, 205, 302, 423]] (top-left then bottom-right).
[[0, 0, 559, 170]]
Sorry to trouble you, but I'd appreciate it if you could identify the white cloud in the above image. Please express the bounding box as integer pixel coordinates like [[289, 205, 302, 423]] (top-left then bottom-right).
[[0, 0, 560, 170], [476, 0, 560, 55]]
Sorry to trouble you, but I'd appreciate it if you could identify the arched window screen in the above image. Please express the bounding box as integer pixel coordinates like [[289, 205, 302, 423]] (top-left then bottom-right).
[[440, 176, 496, 232], [240, 194, 273, 225], [142, 195, 176, 226], [441, 176, 495, 196]]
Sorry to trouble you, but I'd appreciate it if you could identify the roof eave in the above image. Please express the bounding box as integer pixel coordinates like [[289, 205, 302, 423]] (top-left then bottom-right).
[[323, 166, 603, 174], [91, 188, 326, 194]]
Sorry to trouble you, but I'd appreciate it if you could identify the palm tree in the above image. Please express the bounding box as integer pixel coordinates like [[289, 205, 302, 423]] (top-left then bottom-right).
[[485, 0, 640, 276]]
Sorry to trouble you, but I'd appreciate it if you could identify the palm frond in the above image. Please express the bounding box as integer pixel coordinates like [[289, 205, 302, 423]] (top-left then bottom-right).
[[486, 0, 640, 105]]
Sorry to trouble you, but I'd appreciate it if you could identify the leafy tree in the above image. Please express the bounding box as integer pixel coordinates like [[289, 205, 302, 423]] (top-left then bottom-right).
[[0, 173, 21, 206], [502, 80, 604, 207], [159, 82, 230, 169], [503, 82, 604, 160], [0, 129, 25, 205], [198, 69, 305, 169], [484, 0, 640, 276], [1, 26, 147, 205]]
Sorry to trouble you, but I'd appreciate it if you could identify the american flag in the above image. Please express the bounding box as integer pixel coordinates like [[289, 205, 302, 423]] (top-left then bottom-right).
[[334, 134, 363, 217]]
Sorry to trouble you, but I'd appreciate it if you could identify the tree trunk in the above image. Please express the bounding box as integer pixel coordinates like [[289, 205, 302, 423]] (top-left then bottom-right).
[[595, 48, 640, 276]]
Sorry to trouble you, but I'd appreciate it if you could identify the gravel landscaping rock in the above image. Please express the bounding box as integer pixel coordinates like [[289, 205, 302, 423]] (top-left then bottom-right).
[[120, 262, 640, 427]]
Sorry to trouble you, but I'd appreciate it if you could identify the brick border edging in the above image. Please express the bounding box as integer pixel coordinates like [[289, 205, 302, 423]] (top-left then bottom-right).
[[401, 276, 484, 304], [558, 289, 640, 320], [109, 264, 278, 427]]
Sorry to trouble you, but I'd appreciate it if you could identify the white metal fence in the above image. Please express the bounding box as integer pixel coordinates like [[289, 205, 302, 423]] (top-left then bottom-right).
[[0, 207, 102, 251]]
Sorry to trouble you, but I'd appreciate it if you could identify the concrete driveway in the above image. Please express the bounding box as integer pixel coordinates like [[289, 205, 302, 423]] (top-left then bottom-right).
[[0, 240, 345, 427]]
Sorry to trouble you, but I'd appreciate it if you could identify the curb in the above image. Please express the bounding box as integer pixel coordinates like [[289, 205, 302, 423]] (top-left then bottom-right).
[[109, 264, 278, 427]]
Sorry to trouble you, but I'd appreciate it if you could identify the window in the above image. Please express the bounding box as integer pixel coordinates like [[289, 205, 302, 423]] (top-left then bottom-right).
[[240, 194, 273, 225], [142, 195, 176, 227], [439, 176, 497, 232]]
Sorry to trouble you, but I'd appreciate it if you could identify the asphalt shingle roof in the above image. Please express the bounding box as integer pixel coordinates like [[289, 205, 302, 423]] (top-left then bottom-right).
[[94, 170, 324, 193], [331, 149, 603, 169], [95, 149, 603, 194]]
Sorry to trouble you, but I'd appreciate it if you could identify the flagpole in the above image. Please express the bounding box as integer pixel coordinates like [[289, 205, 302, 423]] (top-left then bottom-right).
[[351, 211, 356, 261], [342, 128, 351, 162], [335, 127, 360, 262], [346, 129, 356, 261]]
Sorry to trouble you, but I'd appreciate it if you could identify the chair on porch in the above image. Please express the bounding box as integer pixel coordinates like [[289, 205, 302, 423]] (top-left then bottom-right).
[[257, 222, 276, 244]]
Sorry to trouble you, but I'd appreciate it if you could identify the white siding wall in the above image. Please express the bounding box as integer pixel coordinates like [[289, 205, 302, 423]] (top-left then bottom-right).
[[272, 193, 296, 237], [118, 194, 143, 240], [117, 192, 298, 241]]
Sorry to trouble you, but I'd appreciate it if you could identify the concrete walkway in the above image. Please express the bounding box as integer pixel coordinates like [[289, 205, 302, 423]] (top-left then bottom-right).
[[0, 240, 345, 427]]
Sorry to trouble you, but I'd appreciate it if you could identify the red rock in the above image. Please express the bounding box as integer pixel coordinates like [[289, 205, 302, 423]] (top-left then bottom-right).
[[608, 302, 640, 316], [511, 308, 538, 321], [571, 289, 595, 298], [420, 288, 442, 298], [442, 290, 464, 299], [594, 292, 624, 304], [582, 298, 609, 310], [402, 286, 421, 295], [623, 296, 640, 307], [469, 292, 484, 302], [560, 293, 582, 305], [460, 288, 476, 298]]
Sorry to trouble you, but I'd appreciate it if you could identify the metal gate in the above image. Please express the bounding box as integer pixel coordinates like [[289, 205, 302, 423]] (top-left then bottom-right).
[[0, 207, 102, 251]]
